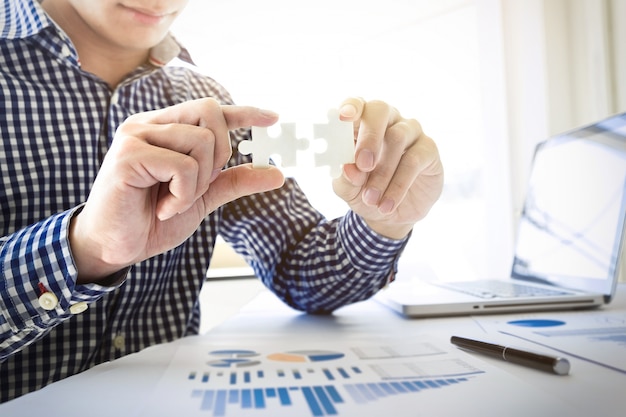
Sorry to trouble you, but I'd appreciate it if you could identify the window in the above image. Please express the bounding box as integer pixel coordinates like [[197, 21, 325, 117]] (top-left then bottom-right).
[[173, 0, 625, 282], [173, 0, 509, 281]]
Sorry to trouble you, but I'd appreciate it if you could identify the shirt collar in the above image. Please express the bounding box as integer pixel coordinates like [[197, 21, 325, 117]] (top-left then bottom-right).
[[0, 0, 51, 39], [149, 34, 195, 68], [1, 0, 194, 67]]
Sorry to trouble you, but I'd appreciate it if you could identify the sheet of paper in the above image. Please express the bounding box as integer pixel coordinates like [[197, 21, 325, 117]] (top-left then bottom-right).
[[137, 334, 572, 417], [474, 311, 626, 373]]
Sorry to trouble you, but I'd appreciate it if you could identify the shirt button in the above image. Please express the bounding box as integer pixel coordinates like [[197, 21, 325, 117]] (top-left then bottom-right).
[[61, 44, 71, 58], [110, 92, 119, 106], [113, 334, 125, 350], [38, 292, 59, 310], [69, 301, 89, 315]]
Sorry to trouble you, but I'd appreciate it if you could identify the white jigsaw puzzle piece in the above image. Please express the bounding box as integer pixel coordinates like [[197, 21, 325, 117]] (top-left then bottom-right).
[[237, 108, 354, 177], [238, 123, 308, 168], [313, 108, 355, 178]]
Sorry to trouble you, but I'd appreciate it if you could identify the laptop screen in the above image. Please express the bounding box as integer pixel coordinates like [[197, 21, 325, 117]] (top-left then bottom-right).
[[511, 113, 626, 297]]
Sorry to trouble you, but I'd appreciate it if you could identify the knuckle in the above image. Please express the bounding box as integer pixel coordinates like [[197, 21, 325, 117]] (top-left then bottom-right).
[[200, 97, 220, 108], [200, 98, 223, 119], [363, 100, 391, 118], [407, 117, 423, 133], [197, 125, 217, 145], [109, 131, 142, 155], [115, 119, 140, 137], [366, 99, 388, 109], [401, 149, 423, 169], [418, 133, 440, 157], [123, 111, 145, 124], [385, 125, 408, 147], [179, 153, 200, 172]]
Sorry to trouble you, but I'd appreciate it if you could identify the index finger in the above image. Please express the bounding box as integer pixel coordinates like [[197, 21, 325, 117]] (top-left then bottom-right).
[[221, 104, 279, 130], [128, 98, 280, 170], [137, 98, 279, 129]]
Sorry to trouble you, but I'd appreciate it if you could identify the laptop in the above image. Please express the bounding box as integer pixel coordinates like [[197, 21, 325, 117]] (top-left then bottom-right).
[[376, 112, 626, 317]]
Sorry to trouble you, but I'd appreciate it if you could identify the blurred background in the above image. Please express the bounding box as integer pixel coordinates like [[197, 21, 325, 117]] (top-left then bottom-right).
[[171, 0, 626, 289]]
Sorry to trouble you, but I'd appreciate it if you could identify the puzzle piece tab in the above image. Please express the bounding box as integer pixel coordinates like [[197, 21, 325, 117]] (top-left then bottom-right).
[[313, 108, 355, 178], [238, 123, 309, 168]]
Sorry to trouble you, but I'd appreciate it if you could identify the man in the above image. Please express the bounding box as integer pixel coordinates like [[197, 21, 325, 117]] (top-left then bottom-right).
[[0, 0, 443, 402]]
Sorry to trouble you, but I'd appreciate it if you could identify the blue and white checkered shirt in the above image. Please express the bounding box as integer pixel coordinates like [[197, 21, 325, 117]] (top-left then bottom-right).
[[0, 0, 407, 402]]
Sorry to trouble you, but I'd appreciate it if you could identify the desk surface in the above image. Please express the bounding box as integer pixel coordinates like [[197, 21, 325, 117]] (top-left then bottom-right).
[[2, 284, 625, 416]]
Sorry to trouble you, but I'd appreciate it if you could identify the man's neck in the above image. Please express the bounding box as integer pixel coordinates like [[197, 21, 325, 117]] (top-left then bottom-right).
[[75, 44, 149, 88], [42, 1, 149, 88]]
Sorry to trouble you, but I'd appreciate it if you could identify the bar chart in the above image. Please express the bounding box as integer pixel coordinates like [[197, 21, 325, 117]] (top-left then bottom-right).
[[143, 342, 487, 417], [191, 377, 472, 416]]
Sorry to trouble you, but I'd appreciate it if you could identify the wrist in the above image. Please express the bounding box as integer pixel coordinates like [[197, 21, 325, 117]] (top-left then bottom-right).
[[362, 219, 413, 240], [69, 210, 128, 284]]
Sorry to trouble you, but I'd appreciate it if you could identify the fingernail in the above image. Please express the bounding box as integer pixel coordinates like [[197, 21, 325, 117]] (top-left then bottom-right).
[[340, 104, 357, 118], [158, 210, 176, 222], [356, 150, 375, 171], [363, 188, 381, 206]]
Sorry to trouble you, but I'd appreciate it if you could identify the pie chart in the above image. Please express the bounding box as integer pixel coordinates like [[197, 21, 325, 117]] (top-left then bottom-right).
[[267, 350, 345, 362], [207, 349, 261, 368], [209, 349, 259, 358], [207, 358, 261, 368]]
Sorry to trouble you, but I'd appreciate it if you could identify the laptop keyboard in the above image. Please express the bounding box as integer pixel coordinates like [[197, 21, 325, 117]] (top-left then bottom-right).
[[441, 280, 572, 299]]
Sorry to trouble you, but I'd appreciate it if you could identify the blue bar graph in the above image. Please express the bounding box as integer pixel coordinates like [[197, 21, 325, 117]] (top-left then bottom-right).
[[301, 387, 323, 416], [337, 368, 350, 379], [214, 390, 227, 416], [241, 389, 252, 409], [196, 365, 362, 387], [325, 385, 343, 404], [191, 378, 471, 416], [277, 387, 291, 405], [200, 390, 214, 410], [192, 385, 342, 416], [342, 378, 470, 407], [253, 388, 265, 409], [314, 385, 338, 415]]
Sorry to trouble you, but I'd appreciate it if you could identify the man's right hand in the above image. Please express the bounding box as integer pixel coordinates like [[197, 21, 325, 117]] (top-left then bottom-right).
[[70, 98, 285, 283]]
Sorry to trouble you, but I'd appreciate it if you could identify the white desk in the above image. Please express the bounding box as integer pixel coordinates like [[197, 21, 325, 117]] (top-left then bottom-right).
[[2, 284, 625, 416]]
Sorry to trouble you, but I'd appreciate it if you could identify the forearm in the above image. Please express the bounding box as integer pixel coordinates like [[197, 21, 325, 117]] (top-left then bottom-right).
[[272, 211, 409, 313], [0, 208, 122, 361], [220, 183, 409, 314]]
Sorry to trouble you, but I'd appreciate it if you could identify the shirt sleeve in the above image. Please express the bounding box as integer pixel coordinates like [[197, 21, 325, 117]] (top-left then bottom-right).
[[0, 207, 125, 361], [219, 174, 409, 314]]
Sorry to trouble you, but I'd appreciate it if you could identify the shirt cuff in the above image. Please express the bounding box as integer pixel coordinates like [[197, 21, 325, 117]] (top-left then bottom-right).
[[0, 207, 123, 333], [337, 211, 410, 282]]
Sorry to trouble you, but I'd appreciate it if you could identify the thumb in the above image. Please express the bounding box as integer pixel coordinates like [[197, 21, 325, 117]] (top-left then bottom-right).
[[202, 164, 285, 213]]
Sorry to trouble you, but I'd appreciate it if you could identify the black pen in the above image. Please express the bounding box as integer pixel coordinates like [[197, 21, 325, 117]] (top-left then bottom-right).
[[450, 335, 570, 375]]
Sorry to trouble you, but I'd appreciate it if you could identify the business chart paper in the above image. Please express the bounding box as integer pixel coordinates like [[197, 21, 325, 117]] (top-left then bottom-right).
[[138, 337, 571, 417], [475, 311, 626, 374]]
